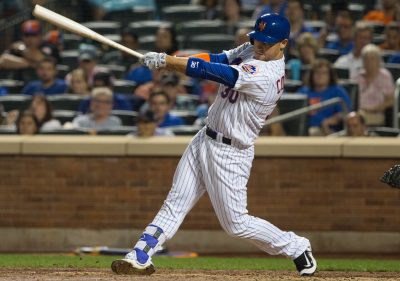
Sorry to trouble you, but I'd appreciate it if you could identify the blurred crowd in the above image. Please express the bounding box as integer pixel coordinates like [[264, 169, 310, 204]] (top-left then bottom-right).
[[0, 0, 400, 137]]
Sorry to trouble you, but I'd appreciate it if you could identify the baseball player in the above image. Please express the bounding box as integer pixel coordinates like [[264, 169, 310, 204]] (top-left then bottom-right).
[[111, 13, 317, 276]]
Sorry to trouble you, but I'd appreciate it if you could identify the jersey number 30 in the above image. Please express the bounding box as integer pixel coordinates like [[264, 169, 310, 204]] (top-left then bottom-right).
[[220, 87, 239, 103]]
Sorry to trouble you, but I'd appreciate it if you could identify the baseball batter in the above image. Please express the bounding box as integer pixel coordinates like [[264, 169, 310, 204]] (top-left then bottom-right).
[[112, 13, 317, 276]]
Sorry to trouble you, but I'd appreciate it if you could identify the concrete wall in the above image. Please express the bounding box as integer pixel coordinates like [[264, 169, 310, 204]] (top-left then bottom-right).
[[0, 136, 399, 253]]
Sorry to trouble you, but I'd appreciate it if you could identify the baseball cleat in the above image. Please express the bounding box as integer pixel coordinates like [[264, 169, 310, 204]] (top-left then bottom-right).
[[111, 258, 155, 275], [293, 247, 317, 276]]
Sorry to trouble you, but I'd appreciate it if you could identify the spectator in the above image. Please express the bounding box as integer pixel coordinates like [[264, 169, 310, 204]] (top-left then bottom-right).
[[21, 57, 67, 96], [363, 0, 400, 25], [221, 0, 244, 34], [29, 94, 62, 131], [298, 59, 352, 136], [345, 111, 370, 137], [44, 30, 64, 54], [16, 109, 40, 135], [199, 0, 219, 20], [334, 22, 373, 81], [160, 72, 187, 108], [234, 28, 251, 46], [155, 27, 178, 55], [102, 27, 140, 71], [133, 110, 174, 137], [285, 0, 316, 59], [78, 69, 132, 113], [72, 87, 121, 131], [379, 23, 400, 51], [65, 44, 105, 87], [0, 20, 59, 71], [356, 44, 395, 126], [252, 0, 287, 19], [287, 32, 319, 81], [325, 11, 355, 56], [68, 69, 90, 96], [149, 90, 184, 128]]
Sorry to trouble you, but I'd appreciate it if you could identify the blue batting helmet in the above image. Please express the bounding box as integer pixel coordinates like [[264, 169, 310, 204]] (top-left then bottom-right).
[[247, 13, 291, 44]]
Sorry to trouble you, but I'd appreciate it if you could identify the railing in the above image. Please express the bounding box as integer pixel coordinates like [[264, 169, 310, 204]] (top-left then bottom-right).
[[393, 77, 400, 129], [265, 97, 348, 128]]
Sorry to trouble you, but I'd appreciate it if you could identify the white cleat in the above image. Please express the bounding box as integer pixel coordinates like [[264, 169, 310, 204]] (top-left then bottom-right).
[[111, 258, 155, 275]]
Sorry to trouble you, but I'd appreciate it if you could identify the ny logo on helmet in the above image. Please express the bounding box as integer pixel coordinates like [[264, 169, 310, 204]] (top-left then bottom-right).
[[258, 21, 266, 31]]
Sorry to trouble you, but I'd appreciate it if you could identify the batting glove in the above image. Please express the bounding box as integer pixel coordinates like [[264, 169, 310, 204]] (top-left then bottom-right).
[[140, 52, 167, 70]]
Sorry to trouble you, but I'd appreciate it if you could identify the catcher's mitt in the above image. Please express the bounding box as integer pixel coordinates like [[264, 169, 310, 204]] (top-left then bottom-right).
[[380, 164, 400, 189]]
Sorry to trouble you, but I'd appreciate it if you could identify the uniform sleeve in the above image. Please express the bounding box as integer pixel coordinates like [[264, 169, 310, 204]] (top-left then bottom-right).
[[223, 42, 252, 64], [229, 61, 275, 99]]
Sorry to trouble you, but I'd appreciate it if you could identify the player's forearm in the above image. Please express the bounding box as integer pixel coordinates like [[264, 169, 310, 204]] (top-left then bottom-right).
[[165, 55, 189, 73]]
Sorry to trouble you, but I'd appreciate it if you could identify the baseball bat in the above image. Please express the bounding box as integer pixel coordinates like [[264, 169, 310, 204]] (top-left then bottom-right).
[[32, 5, 143, 59]]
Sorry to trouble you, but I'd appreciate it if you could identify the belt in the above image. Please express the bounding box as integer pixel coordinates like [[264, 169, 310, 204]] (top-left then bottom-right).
[[206, 127, 232, 145]]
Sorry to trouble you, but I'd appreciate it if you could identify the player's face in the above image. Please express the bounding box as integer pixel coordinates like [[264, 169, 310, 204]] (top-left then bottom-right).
[[253, 39, 287, 61]]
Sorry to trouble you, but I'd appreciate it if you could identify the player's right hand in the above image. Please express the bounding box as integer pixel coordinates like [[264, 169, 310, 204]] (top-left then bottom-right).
[[140, 52, 167, 70]]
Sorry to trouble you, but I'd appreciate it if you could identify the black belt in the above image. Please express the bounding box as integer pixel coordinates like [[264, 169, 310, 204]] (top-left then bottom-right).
[[206, 127, 232, 145]]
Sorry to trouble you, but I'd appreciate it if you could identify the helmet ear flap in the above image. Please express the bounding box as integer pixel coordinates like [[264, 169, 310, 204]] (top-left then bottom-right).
[[250, 38, 254, 45]]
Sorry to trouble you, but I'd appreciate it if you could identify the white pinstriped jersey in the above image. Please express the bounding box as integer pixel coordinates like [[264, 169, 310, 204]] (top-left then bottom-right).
[[206, 42, 285, 148]]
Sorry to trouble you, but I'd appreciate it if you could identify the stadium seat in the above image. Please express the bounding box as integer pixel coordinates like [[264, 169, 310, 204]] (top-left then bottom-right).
[[97, 64, 126, 79], [184, 34, 234, 53], [97, 126, 136, 135], [284, 79, 303, 93], [113, 79, 137, 95], [180, 20, 227, 37], [304, 20, 326, 32], [277, 94, 308, 136], [47, 95, 84, 111], [170, 125, 201, 136], [175, 95, 200, 111], [333, 66, 349, 79], [235, 20, 254, 30], [372, 34, 385, 45], [111, 110, 138, 126], [318, 48, 340, 63], [161, 5, 206, 24], [40, 128, 88, 135], [0, 79, 25, 94], [56, 65, 70, 80], [0, 95, 31, 112], [53, 110, 78, 125], [63, 33, 81, 50], [0, 126, 16, 134], [82, 21, 121, 35], [338, 79, 358, 110], [384, 63, 400, 82], [139, 35, 156, 51], [60, 50, 79, 70], [368, 127, 400, 137], [129, 21, 172, 37], [104, 8, 156, 25], [170, 110, 198, 125]]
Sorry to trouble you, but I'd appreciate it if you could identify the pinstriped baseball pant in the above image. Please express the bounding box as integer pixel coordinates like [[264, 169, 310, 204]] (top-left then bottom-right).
[[151, 127, 310, 259]]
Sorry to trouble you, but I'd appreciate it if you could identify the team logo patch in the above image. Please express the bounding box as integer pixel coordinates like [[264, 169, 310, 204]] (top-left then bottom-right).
[[241, 64, 258, 74], [258, 21, 266, 31]]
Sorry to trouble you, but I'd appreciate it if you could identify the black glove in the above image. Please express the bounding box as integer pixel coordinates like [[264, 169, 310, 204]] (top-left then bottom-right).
[[380, 164, 400, 189]]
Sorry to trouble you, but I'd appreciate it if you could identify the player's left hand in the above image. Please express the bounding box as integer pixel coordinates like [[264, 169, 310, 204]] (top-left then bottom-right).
[[140, 52, 167, 70]]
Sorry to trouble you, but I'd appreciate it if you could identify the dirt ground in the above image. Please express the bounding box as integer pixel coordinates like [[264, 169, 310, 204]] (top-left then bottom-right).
[[0, 268, 399, 281]]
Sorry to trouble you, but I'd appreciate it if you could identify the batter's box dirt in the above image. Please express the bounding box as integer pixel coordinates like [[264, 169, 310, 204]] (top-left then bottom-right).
[[0, 269, 399, 281]]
